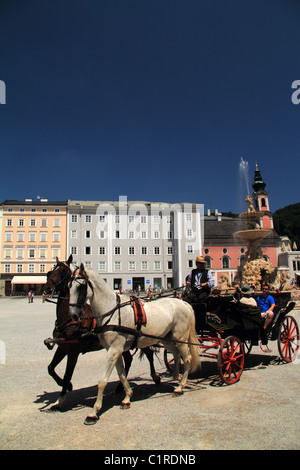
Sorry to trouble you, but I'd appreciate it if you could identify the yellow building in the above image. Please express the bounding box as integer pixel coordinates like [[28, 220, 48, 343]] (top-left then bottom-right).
[[0, 198, 67, 296]]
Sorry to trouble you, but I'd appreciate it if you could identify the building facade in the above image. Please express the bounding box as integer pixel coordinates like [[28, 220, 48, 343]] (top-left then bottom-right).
[[0, 198, 67, 296], [67, 198, 204, 292]]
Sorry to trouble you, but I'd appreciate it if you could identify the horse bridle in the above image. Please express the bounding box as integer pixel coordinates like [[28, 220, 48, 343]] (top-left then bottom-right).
[[45, 261, 72, 294], [68, 270, 94, 315]]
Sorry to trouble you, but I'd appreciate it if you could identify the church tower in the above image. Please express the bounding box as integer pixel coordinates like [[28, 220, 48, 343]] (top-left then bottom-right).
[[252, 164, 274, 229]]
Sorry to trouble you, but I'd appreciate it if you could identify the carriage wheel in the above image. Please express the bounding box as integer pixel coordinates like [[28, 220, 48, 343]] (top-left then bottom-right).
[[163, 349, 184, 374], [277, 315, 299, 363], [217, 336, 245, 385]]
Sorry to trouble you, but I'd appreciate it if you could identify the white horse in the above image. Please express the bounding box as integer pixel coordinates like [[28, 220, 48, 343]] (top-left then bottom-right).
[[69, 264, 201, 425]]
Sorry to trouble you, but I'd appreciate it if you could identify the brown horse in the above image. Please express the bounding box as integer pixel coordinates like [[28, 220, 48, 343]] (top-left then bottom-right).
[[43, 256, 160, 410]]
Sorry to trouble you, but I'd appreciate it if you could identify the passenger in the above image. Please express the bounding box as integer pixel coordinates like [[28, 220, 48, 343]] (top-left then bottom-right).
[[256, 283, 275, 330], [186, 255, 215, 302], [239, 284, 257, 307]]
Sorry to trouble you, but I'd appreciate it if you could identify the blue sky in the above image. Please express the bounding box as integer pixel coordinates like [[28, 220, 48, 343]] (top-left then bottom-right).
[[1, 0, 300, 213]]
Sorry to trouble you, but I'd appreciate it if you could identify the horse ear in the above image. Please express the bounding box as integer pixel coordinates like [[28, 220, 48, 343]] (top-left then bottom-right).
[[67, 254, 73, 265], [56, 256, 60, 263], [79, 263, 85, 276]]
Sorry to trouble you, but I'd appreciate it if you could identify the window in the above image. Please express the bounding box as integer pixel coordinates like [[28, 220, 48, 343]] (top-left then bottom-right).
[[31, 208, 36, 212], [99, 247, 106, 255], [4, 264, 11, 273], [128, 261, 136, 270], [98, 261, 106, 271], [154, 261, 161, 270], [71, 246, 77, 255], [4, 248, 12, 259], [18, 219, 25, 227], [41, 219, 47, 227], [153, 231, 160, 239], [141, 215, 147, 224], [54, 208, 60, 213], [71, 215, 78, 223], [205, 257, 211, 268], [187, 245, 194, 254], [39, 247, 47, 258], [167, 246, 173, 255], [153, 215, 159, 224], [114, 231, 120, 239], [85, 215, 91, 223], [114, 261, 121, 271], [185, 213, 192, 221], [222, 256, 230, 269], [85, 230, 91, 238], [114, 247, 121, 255], [222, 248, 228, 254], [53, 219, 60, 227], [17, 232, 24, 242], [141, 261, 148, 270], [52, 247, 60, 259], [5, 232, 13, 242], [128, 231, 135, 239], [141, 231, 147, 239], [6, 219, 12, 227], [85, 247, 91, 255], [71, 230, 77, 238], [30, 219, 36, 227], [129, 247, 135, 255], [115, 215, 120, 224], [40, 232, 47, 242], [16, 248, 24, 259], [53, 232, 60, 242], [154, 247, 160, 255], [141, 246, 147, 255], [40, 264, 46, 273], [99, 215, 106, 223], [29, 264, 35, 273], [28, 248, 36, 258], [29, 232, 36, 242], [17, 264, 23, 273], [186, 229, 193, 238], [128, 215, 135, 223], [167, 261, 173, 269], [167, 231, 173, 239]]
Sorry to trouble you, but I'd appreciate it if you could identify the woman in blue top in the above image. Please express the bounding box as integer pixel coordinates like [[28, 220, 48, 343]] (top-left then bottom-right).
[[256, 283, 275, 330]]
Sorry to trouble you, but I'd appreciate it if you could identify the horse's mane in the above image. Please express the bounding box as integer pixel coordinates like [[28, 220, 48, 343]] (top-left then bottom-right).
[[85, 268, 116, 300]]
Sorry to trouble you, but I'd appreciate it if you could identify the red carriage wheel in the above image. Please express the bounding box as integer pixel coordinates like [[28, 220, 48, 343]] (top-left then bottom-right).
[[277, 315, 299, 363], [217, 336, 245, 385]]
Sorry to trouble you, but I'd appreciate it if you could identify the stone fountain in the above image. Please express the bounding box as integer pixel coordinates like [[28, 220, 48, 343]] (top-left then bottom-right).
[[234, 194, 273, 261], [234, 196, 275, 289]]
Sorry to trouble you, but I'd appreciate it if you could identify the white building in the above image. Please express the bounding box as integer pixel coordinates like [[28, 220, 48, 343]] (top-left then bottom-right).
[[67, 198, 204, 292]]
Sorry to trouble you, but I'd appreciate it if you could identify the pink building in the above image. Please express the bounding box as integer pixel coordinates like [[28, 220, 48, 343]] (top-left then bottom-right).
[[202, 165, 281, 286]]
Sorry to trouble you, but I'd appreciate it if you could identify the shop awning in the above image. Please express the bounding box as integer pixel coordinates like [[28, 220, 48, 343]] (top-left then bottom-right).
[[11, 276, 47, 284]]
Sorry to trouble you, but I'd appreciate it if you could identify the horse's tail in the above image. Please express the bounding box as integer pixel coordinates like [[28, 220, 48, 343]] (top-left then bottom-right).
[[188, 307, 201, 372]]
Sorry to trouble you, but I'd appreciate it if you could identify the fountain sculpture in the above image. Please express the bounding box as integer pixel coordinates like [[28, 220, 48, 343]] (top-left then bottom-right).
[[234, 161, 275, 290]]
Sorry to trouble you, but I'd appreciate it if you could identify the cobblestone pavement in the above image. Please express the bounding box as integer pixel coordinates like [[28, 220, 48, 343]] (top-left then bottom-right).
[[0, 297, 299, 450]]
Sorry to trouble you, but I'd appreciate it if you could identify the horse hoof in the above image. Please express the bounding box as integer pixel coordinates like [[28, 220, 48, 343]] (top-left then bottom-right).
[[173, 390, 183, 397], [67, 382, 73, 392], [84, 415, 99, 425], [50, 403, 61, 411], [152, 374, 161, 385], [120, 402, 131, 410]]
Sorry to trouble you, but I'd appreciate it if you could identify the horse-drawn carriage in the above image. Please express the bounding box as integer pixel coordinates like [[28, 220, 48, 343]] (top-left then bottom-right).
[[43, 257, 299, 424], [164, 290, 299, 384]]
